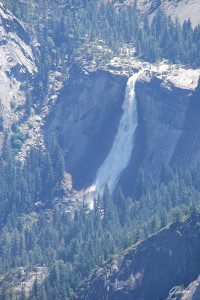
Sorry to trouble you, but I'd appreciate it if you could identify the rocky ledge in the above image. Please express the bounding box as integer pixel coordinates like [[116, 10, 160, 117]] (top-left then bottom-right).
[[74, 216, 200, 300]]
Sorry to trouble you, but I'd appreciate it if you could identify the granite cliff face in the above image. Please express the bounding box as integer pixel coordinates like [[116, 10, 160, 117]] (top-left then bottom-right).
[[75, 216, 200, 300], [44, 66, 127, 190], [160, 0, 200, 26], [0, 3, 36, 140], [137, 73, 200, 173], [121, 69, 200, 195], [43, 60, 200, 197], [112, 0, 200, 26]]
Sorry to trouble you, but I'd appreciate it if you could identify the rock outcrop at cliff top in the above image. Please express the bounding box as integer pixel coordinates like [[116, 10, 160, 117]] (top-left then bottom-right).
[[139, 0, 200, 26], [75, 216, 200, 300], [160, 0, 200, 26], [109, 0, 200, 26]]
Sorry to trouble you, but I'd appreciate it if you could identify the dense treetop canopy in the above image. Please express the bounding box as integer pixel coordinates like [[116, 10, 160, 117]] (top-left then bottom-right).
[[3, 0, 200, 70]]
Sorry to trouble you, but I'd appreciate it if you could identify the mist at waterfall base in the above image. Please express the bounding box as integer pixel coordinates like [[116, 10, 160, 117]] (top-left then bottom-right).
[[85, 71, 141, 208]]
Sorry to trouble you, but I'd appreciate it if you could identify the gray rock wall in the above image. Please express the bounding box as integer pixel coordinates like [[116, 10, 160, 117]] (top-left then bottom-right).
[[45, 67, 200, 196], [44, 66, 127, 190], [0, 3, 36, 141]]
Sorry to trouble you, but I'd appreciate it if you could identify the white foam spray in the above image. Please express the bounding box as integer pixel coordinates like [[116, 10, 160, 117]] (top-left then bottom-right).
[[85, 71, 142, 207]]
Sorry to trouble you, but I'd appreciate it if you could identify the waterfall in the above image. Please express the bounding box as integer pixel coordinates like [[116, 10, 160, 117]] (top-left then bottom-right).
[[85, 71, 141, 207]]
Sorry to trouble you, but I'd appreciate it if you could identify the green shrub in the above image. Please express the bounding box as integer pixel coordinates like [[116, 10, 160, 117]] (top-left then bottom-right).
[[11, 129, 28, 150], [11, 139, 23, 150], [10, 100, 16, 110], [0, 116, 4, 132], [28, 122, 33, 129]]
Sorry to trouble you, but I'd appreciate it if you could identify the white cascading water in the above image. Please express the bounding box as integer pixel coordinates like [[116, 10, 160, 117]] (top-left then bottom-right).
[[85, 71, 142, 207]]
